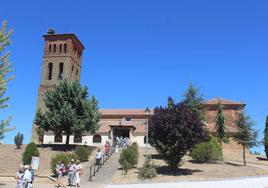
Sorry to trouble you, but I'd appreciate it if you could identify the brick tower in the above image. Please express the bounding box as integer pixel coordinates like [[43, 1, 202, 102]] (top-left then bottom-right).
[[31, 29, 85, 142]]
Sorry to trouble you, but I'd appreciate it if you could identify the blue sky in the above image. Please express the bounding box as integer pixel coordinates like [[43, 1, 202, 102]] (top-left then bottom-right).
[[1, 0, 268, 153]]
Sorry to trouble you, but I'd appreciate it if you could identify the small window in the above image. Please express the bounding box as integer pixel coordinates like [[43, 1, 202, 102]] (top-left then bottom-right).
[[48, 63, 53, 80], [49, 44, 52, 53], [93, 135, 102, 143], [125, 116, 132, 121], [74, 134, 82, 143], [58, 62, 64, 80], [71, 65, 74, 74], [53, 44, 56, 53], [76, 69, 79, 76], [144, 136, 147, 144], [59, 44, 62, 53], [64, 43, 67, 53], [54, 134, 62, 143]]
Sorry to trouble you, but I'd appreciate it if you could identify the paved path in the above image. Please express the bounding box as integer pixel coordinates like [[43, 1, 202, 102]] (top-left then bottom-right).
[[106, 176, 268, 188], [80, 151, 120, 188]]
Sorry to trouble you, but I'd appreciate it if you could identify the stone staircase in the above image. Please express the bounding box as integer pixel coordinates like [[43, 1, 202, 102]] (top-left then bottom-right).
[[80, 151, 120, 187]]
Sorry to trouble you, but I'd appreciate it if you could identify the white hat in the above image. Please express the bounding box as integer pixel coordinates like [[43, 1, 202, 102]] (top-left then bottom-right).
[[24, 165, 29, 169], [71, 159, 75, 162]]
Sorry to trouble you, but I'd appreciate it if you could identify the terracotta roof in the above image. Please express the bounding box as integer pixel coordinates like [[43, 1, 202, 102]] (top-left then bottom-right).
[[100, 109, 153, 116], [205, 98, 245, 106]]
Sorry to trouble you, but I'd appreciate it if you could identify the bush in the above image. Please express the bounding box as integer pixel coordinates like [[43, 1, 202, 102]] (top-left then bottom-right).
[[190, 137, 221, 163], [14, 132, 24, 149], [50, 152, 78, 174], [22, 142, 39, 165], [149, 100, 209, 169], [138, 157, 157, 180], [75, 145, 92, 162], [119, 143, 139, 174]]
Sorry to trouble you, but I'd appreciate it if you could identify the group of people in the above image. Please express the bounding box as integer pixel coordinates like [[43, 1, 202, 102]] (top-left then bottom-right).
[[15, 140, 117, 188], [116, 136, 130, 149], [56, 159, 82, 187], [15, 165, 35, 188]]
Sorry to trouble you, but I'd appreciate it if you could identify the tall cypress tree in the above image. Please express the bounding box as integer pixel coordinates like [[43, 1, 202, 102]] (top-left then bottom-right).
[[234, 110, 258, 166], [264, 115, 268, 158], [216, 102, 229, 159], [183, 82, 205, 121], [0, 20, 15, 142]]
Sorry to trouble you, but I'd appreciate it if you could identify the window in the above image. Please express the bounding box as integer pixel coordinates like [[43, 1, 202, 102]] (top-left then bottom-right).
[[48, 63, 53, 80], [125, 116, 132, 121], [58, 62, 64, 79], [71, 65, 74, 74], [93, 135, 102, 143], [74, 134, 82, 143], [76, 69, 79, 77], [54, 134, 62, 143], [144, 136, 147, 144], [53, 44, 56, 53], [64, 43, 67, 53], [49, 44, 52, 53], [59, 44, 62, 53]]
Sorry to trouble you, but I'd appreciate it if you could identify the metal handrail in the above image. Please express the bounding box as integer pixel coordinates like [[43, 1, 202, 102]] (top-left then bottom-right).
[[89, 147, 115, 181]]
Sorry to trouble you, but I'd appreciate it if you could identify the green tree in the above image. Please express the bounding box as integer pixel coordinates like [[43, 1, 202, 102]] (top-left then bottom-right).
[[234, 111, 258, 166], [183, 82, 206, 121], [0, 20, 14, 142], [22, 142, 39, 165], [215, 102, 229, 159], [14, 132, 24, 149], [35, 80, 101, 150], [264, 115, 268, 158], [149, 97, 209, 170]]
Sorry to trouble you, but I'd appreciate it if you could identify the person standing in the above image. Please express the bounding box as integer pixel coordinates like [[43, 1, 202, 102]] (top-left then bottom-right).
[[15, 165, 24, 188], [95, 148, 103, 166], [22, 165, 32, 188], [104, 141, 110, 155], [75, 160, 82, 187], [56, 161, 65, 187], [67, 159, 76, 186]]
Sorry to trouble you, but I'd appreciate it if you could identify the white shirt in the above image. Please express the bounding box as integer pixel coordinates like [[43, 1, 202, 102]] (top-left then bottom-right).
[[23, 169, 32, 182], [96, 151, 103, 159], [68, 163, 76, 172], [75, 164, 82, 172]]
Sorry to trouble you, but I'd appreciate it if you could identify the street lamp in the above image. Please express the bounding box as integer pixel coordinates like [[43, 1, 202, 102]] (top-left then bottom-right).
[[145, 107, 150, 157]]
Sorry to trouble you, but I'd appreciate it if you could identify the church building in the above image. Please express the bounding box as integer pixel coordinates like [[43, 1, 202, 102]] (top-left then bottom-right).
[[32, 30, 246, 157]]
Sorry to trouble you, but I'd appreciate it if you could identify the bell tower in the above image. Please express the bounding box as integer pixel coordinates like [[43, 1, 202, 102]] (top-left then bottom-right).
[[31, 29, 85, 142]]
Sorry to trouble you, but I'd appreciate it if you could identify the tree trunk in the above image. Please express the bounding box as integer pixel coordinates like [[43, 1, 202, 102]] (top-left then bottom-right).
[[220, 141, 223, 161], [243, 145, 246, 166], [65, 133, 70, 151]]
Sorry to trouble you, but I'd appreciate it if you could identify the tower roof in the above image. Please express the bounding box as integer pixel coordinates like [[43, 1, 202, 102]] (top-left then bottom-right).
[[43, 30, 85, 50]]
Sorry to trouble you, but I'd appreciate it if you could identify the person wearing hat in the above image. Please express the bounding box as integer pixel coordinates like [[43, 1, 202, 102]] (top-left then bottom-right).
[[22, 165, 32, 188], [75, 160, 82, 187], [67, 159, 76, 186]]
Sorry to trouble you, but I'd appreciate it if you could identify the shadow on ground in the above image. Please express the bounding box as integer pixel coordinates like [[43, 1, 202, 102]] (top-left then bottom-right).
[[155, 166, 203, 176]]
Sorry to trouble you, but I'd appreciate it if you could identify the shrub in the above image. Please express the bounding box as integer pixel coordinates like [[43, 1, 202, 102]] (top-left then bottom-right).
[[149, 100, 209, 170], [138, 157, 157, 180], [127, 143, 139, 166], [22, 142, 39, 165], [14, 132, 24, 149], [50, 152, 78, 174], [119, 143, 139, 174], [190, 137, 221, 163], [75, 145, 92, 162]]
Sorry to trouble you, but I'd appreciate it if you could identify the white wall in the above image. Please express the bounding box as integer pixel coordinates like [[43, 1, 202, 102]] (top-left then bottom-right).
[[43, 134, 109, 147]]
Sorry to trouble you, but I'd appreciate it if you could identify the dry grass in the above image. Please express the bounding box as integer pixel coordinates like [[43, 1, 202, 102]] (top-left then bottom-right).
[[0, 144, 96, 177], [112, 148, 268, 184]]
